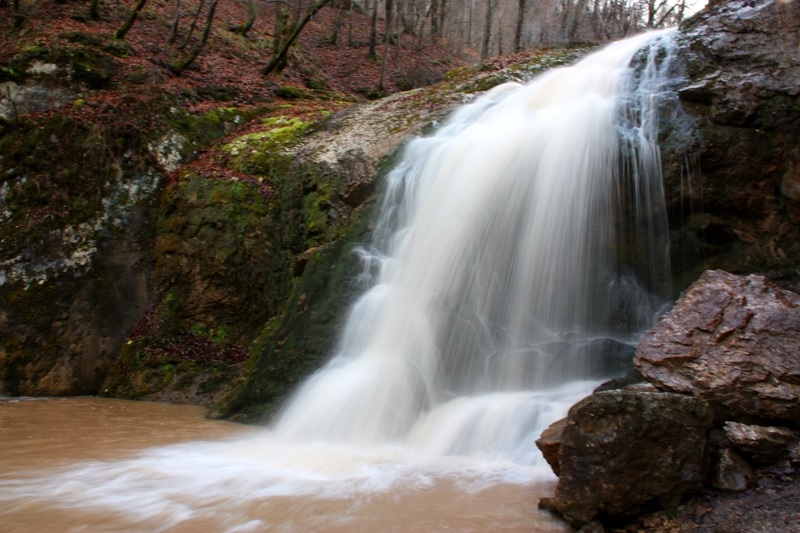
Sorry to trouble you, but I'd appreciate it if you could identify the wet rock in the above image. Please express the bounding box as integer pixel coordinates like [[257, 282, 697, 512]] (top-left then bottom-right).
[[724, 421, 799, 464], [577, 521, 605, 533], [541, 390, 713, 526], [635, 270, 800, 425], [711, 447, 753, 492], [535, 417, 566, 476], [662, 0, 800, 292]]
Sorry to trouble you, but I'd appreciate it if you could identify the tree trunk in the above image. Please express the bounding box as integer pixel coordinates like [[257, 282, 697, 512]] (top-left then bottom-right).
[[89, 0, 100, 20], [480, 0, 495, 59], [378, 0, 393, 92], [467, 0, 475, 49], [169, 0, 218, 75], [430, 0, 440, 42], [114, 0, 148, 41], [12, 0, 23, 27], [263, 0, 332, 76], [232, 0, 256, 35], [368, 0, 378, 59], [179, 0, 206, 49], [327, 1, 345, 45], [438, 0, 447, 40], [167, 0, 182, 45], [514, 0, 527, 52]]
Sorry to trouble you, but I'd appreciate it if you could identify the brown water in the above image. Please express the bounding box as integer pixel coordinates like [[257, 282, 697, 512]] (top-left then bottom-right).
[[0, 397, 570, 533]]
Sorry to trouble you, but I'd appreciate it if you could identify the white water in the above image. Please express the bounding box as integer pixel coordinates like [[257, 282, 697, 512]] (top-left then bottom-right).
[[273, 29, 676, 457], [0, 30, 678, 532]]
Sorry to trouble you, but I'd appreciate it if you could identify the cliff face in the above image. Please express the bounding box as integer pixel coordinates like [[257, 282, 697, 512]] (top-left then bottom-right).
[[661, 0, 800, 292], [538, 2, 800, 528], [0, 37, 588, 409]]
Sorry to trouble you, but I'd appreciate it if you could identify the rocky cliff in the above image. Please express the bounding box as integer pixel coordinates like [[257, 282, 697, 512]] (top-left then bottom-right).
[[0, 37, 589, 412], [537, 1, 800, 528], [661, 0, 800, 293]]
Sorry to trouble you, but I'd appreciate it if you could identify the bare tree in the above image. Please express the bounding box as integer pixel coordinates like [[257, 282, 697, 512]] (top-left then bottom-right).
[[481, 0, 497, 59], [368, 0, 378, 59], [167, 0, 182, 44], [263, 0, 333, 75], [89, 0, 100, 20], [114, 0, 148, 40], [514, 0, 528, 51], [231, 0, 257, 36], [12, 0, 24, 27], [170, 0, 218, 74], [431, 0, 441, 42], [179, 0, 206, 50], [378, 0, 394, 91]]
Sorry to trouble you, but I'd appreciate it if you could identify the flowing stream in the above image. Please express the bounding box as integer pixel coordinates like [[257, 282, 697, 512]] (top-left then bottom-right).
[[0, 29, 677, 532]]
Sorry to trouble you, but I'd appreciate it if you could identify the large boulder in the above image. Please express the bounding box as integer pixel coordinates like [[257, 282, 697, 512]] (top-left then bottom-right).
[[635, 270, 800, 425], [661, 0, 800, 292], [538, 389, 713, 526]]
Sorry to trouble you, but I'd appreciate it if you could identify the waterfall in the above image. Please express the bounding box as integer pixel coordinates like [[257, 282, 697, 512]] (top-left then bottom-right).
[[0, 30, 684, 532], [273, 30, 678, 463]]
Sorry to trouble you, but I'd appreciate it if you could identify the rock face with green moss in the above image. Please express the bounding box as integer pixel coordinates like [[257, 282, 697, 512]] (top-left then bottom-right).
[[0, 38, 248, 397], [2, 42, 590, 407]]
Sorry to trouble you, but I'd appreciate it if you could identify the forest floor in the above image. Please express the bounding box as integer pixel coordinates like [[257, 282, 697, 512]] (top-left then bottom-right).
[[0, 0, 466, 114]]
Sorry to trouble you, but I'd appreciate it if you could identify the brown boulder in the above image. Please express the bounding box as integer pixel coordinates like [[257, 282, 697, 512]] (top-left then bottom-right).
[[536, 417, 567, 476], [635, 270, 800, 425], [711, 447, 753, 493], [724, 421, 799, 464], [539, 390, 713, 526]]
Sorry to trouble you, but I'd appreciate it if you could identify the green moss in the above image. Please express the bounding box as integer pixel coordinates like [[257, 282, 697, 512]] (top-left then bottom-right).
[[69, 48, 117, 89], [221, 116, 310, 178], [219, 201, 375, 422], [60, 31, 131, 58], [168, 106, 251, 149]]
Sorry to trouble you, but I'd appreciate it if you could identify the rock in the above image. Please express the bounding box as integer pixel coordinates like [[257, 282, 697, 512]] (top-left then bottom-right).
[[577, 521, 605, 533], [0, 82, 75, 120], [635, 270, 800, 425], [724, 421, 799, 464], [544, 390, 713, 526], [711, 447, 753, 492], [661, 0, 800, 292], [536, 417, 567, 476]]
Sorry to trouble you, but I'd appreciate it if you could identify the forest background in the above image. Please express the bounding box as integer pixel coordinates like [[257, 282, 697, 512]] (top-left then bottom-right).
[[2, 0, 702, 105]]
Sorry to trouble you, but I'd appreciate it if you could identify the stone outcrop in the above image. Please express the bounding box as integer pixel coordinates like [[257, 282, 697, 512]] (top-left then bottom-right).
[[541, 270, 800, 528], [661, 0, 800, 292], [635, 270, 800, 425], [711, 447, 753, 492], [724, 421, 800, 464], [538, 390, 713, 526]]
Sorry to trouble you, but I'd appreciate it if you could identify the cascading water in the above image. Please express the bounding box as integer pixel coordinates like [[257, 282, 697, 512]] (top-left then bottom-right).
[[0, 30, 680, 532], [273, 29, 677, 462]]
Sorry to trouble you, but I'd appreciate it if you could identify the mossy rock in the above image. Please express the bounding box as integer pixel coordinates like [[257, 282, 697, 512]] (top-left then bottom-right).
[[68, 48, 118, 89], [218, 204, 375, 421], [152, 176, 285, 343]]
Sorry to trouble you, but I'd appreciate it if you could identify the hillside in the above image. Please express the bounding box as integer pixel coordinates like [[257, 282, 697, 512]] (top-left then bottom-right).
[[1, 0, 464, 111]]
